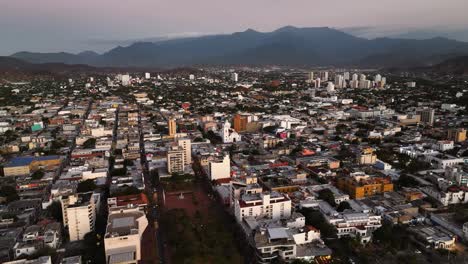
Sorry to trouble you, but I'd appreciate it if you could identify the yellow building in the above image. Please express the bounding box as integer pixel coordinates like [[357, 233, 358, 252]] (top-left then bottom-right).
[[337, 175, 393, 199], [3, 156, 62, 177], [447, 128, 466, 143], [168, 118, 177, 137]]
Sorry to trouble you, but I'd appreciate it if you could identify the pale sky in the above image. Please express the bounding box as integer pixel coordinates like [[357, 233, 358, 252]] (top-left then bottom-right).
[[1, 0, 468, 55]]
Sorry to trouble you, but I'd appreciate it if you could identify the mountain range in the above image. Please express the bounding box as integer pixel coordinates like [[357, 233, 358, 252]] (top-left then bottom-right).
[[9, 26, 468, 68]]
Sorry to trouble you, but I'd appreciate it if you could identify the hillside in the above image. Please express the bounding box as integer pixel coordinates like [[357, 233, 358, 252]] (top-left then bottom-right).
[[10, 26, 468, 68]]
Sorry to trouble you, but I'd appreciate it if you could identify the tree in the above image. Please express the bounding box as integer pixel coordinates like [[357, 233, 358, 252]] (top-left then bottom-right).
[[396, 175, 419, 188], [111, 186, 141, 197], [0, 185, 19, 203], [299, 208, 337, 238], [46, 201, 63, 222], [82, 138, 96, 149], [31, 169, 45, 180], [82, 232, 105, 263], [337, 201, 351, 212], [318, 188, 336, 207], [77, 179, 97, 193]]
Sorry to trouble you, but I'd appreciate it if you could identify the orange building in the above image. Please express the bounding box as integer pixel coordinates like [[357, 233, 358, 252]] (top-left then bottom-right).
[[337, 175, 393, 199], [233, 114, 248, 132], [447, 128, 467, 143]]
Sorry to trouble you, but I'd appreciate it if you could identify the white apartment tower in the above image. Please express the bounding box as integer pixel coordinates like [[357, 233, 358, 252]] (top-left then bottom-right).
[[167, 146, 185, 174], [61, 192, 100, 241], [314, 78, 321, 88], [121, 74, 131, 86], [334, 75, 344, 88], [177, 138, 192, 165], [231, 72, 239, 82]]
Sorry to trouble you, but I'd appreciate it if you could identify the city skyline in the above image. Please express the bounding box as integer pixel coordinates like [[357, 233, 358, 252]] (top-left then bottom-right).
[[1, 0, 468, 54]]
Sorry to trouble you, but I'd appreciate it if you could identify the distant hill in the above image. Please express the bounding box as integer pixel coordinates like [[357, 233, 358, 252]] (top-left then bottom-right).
[[10, 26, 468, 68], [430, 56, 468, 75], [0, 56, 97, 75]]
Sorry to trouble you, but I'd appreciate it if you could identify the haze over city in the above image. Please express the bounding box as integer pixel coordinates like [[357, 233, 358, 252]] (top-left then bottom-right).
[[1, 0, 468, 54], [1, 1, 468, 264]]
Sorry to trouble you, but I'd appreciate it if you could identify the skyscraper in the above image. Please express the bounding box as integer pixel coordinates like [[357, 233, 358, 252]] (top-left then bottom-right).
[[177, 138, 192, 165], [374, 74, 382, 83], [231, 72, 239, 82], [233, 114, 248, 132], [334, 75, 344, 88], [416, 108, 435, 126], [145, 72, 151, 79], [344, 72, 350, 80], [307, 72, 314, 82], [167, 146, 185, 174], [327, 82, 335, 92], [168, 118, 177, 137], [320, 71, 329, 81], [314, 78, 321, 88], [121, 74, 131, 86]]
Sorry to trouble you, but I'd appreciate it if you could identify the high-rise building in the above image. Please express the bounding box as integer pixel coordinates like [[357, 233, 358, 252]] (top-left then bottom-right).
[[189, 74, 195, 80], [416, 108, 435, 126], [104, 207, 148, 264], [307, 72, 314, 82], [231, 72, 239, 82], [344, 72, 350, 80], [334, 75, 344, 88], [168, 118, 176, 137], [359, 74, 366, 81], [320, 71, 329, 81], [145, 72, 151, 79], [167, 146, 185, 174], [314, 78, 321, 88], [121, 75, 131, 86], [352, 73, 358, 81], [326, 82, 335, 92], [233, 114, 248, 132], [448, 128, 467, 143], [61, 192, 100, 241], [359, 80, 371, 89], [374, 74, 382, 83], [177, 138, 192, 165]]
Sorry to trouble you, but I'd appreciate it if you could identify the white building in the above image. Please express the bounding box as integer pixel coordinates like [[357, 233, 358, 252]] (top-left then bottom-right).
[[231, 72, 239, 82], [433, 140, 454, 152], [326, 82, 335, 92], [334, 75, 344, 88], [422, 187, 468, 206], [208, 155, 230, 181], [234, 192, 292, 222], [61, 192, 100, 241], [314, 78, 321, 88], [177, 138, 192, 165], [220, 121, 241, 143], [121, 75, 131, 86], [145, 72, 151, 79], [104, 207, 148, 264], [167, 146, 185, 174]]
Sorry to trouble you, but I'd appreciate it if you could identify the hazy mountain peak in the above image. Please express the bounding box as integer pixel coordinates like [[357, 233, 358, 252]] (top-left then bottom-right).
[[78, 50, 99, 56]]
